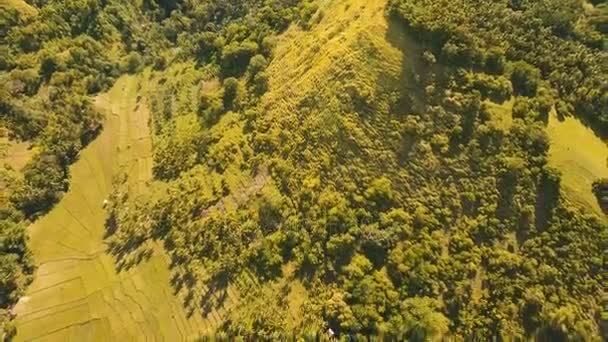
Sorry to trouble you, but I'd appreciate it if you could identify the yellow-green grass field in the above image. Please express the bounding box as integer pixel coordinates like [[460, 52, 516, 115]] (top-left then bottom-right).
[[12, 74, 207, 341], [546, 111, 608, 216]]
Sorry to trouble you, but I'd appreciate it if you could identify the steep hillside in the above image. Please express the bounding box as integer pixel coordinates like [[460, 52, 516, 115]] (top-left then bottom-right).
[[105, 0, 605, 340]]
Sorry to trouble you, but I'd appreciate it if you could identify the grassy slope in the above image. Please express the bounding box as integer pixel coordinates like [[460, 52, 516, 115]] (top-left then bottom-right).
[[546, 111, 608, 216], [12, 74, 205, 341], [261, 0, 409, 324], [488, 100, 608, 217], [145, 0, 417, 331], [265, 0, 415, 115], [235, 0, 414, 327], [0, 0, 36, 16]]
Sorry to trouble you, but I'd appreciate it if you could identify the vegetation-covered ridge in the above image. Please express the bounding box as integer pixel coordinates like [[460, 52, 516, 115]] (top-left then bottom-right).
[[0, 0, 220, 335], [104, 0, 606, 340]]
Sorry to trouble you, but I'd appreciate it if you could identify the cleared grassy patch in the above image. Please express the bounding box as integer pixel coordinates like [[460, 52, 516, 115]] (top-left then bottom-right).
[[482, 98, 607, 217], [13, 75, 206, 341], [484, 98, 514, 131], [546, 111, 608, 216]]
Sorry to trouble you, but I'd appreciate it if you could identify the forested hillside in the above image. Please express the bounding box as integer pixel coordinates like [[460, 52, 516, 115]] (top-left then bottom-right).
[[1, 0, 607, 340]]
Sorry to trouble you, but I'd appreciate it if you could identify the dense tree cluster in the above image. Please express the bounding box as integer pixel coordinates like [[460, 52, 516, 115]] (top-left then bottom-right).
[[388, 0, 608, 133]]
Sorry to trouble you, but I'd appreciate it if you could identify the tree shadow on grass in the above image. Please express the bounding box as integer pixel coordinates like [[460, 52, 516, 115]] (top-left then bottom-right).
[[104, 219, 153, 272], [199, 271, 230, 317], [167, 263, 233, 319], [385, 15, 427, 116], [109, 242, 154, 272]]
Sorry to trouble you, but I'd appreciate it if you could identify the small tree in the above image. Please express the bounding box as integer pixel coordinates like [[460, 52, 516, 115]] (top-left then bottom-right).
[[123, 52, 143, 74], [221, 41, 258, 76], [511, 61, 541, 97], [40, 55, 59, 80], [222, 77, 239, 109], [364, 177, 395, 210], [248, 54, 268, 79]]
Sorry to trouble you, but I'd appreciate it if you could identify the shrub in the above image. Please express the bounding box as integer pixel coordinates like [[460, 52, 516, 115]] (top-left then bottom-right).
[[511, 61, 541, 97], [221, 41, 258, 76], [123, 52, 143, 74], [222, 77, 240, 109]]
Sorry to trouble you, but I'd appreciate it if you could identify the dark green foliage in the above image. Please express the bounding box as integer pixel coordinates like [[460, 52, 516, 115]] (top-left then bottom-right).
[[0, 200, 33, 337], [510, 61, 541, 97], [389, 0, 608, 133], [484, 48, 506, 74], [466, 73, 512, 103], [385, 0, 606, 339], [248, 54, 268, 78], [0, 214, 32, 305], [592, 178, 608, 210], [221, 41, 259, 77], [10, 153, 67, 216], [153, 55, 167, 70], [123, 51, 143, 74], [388, 297, 449, 341], [152, 114, 203, 179], [222, 77, 240, 109]]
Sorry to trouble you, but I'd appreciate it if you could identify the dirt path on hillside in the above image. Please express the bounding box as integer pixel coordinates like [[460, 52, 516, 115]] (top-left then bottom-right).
[[198, 166, 270, 219]]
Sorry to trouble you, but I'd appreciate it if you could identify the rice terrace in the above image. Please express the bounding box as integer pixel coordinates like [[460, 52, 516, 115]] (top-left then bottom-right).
[[0, 0, 607, 340]]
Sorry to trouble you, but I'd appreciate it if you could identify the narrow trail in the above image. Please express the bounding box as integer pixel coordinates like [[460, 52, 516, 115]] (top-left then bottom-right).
[[13, 75, 204, 341], [197, 167, 270, 219]]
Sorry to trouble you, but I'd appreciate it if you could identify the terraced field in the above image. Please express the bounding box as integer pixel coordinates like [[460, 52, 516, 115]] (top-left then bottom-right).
[[12, 75, 206, 341]]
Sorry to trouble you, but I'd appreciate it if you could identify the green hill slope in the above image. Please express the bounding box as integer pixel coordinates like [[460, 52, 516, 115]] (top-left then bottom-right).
[[3, 0, 606, 340], [104, 0, 605, 339]]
